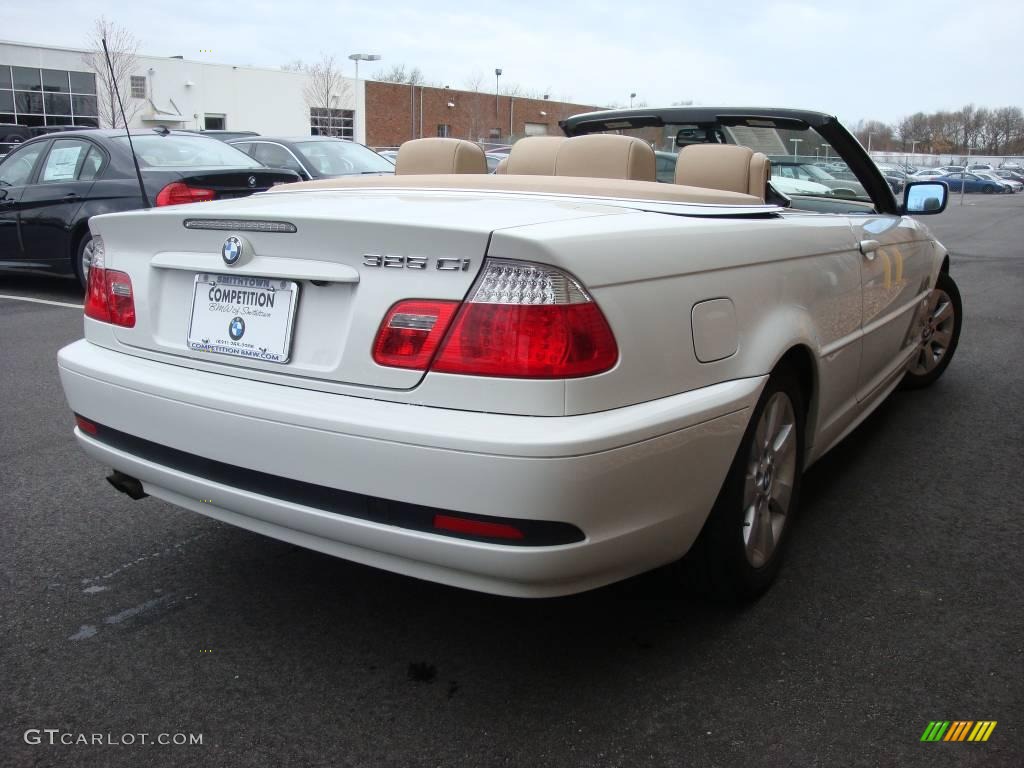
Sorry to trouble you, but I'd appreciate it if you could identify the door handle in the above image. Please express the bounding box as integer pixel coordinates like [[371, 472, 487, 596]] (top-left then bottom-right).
[[63, 193, 81, 200], [859, 239, 881, 259]]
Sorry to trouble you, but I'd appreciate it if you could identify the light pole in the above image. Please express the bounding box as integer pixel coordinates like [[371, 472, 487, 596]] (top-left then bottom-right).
[[347, 54, 380, 145], [348, 53, 381, 82], [630, 92, 636, 108], [868, 131, 875, 153], [495, 68, 502, 117], [790, 138, 803, 160]]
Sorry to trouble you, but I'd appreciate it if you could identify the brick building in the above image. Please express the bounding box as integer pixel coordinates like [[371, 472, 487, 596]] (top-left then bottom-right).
[[364, 80, 599, 148]]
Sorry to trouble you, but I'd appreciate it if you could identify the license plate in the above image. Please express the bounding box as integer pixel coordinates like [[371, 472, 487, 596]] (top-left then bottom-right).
[[187, 274, 299, 363]]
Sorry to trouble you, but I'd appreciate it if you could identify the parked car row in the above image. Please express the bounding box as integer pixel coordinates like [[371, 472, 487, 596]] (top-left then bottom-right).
[[0, 126, 398, 286], [909, 165, 1022, 193], [1, 129, 298, 287]]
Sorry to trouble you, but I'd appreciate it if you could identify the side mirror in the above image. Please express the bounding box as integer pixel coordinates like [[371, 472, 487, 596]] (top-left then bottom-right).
[[902, 181, 948, 215]]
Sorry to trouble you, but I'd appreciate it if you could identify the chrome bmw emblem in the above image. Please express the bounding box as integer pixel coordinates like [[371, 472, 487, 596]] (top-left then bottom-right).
[[222, 236, 242, 265], [229, 316, 245, 340], [247, 176, 257, 188]]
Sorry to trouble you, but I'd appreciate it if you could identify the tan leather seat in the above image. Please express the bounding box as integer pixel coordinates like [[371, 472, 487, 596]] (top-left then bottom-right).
[[504, 136, 566, 175], [553, 134, 656, 182], [674, 144, 771, 202], [494, 157, 508, 174], [395, 138, 487, 175]]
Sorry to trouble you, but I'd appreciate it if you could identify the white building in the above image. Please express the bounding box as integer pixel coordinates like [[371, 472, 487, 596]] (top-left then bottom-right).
[[0, 39, 366, 142]]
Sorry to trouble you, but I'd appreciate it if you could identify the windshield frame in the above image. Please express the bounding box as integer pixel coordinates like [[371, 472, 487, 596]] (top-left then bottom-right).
[[560, 107, 899, 214]]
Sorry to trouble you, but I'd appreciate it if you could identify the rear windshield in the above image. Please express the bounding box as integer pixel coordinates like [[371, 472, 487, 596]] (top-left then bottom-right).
[[293, 140, 395, 176], [115, 135, 262, 168]]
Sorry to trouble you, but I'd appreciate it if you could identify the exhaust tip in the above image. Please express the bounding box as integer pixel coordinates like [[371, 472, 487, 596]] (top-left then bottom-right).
[[106, 470, 149, 500]]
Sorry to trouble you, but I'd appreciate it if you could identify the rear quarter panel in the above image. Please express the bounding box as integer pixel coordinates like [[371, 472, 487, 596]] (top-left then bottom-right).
[[487, 211, 864, 440]]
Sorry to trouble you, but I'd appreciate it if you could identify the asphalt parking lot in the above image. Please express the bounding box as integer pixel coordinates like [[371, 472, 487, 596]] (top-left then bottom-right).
[[1, 194, 1022, 768]]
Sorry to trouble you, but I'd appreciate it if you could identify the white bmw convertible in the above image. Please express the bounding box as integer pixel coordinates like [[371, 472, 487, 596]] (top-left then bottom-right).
[[58, 107, 961, 600]]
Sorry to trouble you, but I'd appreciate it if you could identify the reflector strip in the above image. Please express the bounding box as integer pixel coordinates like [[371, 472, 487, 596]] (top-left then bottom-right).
[[74, 415, 98, 435], [433, 514, 525, 541]]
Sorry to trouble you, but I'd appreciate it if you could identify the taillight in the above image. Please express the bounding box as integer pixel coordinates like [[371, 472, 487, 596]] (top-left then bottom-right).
[[431, 259, 618, 378], [83, 236, 136, 328], [372, 300, 460, 369], [155, 182, 217, 206]]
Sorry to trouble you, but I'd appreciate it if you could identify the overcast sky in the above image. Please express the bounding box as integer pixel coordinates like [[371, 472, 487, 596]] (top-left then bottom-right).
[[6, 0, 1021, 125]]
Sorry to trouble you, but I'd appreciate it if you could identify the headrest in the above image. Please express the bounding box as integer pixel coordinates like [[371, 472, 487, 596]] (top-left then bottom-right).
[[395, 138, 487, 175], [504, 136, 566, 175], [675, 144, 771, 201], [494, 157, 508, 174], [554, 134, 656, 181]]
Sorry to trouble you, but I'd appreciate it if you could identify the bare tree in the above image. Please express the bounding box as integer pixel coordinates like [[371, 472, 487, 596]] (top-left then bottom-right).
[[853, 119, 895, 151], [280, 59, 306, 72], [83, 16, 142, 128], [373, 63, 424, 85], [993, 106, 1023, 153], [303, 55, 351, 137], [463, 71, 487, 142]]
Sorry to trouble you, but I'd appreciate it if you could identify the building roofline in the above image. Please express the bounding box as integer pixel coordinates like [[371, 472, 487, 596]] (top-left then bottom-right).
[[0, 38, 310, 77], [363, 79, 598, 110]]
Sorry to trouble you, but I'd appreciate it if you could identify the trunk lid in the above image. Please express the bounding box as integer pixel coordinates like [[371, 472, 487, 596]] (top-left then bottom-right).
[[146, 167, 301, 202], [94, 188, 624, 390]]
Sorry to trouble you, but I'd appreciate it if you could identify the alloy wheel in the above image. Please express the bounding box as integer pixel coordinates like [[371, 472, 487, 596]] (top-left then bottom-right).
[[742, 392, 798, 568], [910, 287, 956, 376], [81, 238, 95, 282]]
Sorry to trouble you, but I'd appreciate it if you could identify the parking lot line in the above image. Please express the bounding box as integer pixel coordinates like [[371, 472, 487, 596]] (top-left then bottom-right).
[[0, 294, 83, 309]]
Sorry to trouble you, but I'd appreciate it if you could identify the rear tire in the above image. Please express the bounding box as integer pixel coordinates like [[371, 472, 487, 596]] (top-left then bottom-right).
[[982, 185, 994, 194], [74, 233, 94, 290], [680, 366, 806, 602], [901, 271, 962, 389]]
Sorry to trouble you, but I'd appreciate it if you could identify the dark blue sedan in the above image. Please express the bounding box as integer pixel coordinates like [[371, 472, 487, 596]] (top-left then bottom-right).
[[939, 173, 1005, 194]]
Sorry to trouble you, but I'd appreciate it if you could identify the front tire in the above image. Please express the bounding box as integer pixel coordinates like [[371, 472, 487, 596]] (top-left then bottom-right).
[[681, 366, 806, 602], [901, 271, 962, 389]]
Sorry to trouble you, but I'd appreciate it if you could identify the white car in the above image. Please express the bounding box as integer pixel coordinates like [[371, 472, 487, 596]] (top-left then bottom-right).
[[58, 107, 962, 601], [767, 176, 835, 196]]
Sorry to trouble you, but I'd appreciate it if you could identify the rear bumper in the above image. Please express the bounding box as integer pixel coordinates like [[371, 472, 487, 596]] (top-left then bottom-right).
[[58, 339, 764, 597]]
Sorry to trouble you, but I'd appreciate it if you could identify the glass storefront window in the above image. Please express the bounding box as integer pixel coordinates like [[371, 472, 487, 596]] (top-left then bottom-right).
[[1, 66, 98, 125], [15, 91, 43, 114], [44, 93, 72, 115], [72, 94, 97, 117], [69, 71, 96, 94], [42, 69, 70, 93], [12, 66, 41, 91]]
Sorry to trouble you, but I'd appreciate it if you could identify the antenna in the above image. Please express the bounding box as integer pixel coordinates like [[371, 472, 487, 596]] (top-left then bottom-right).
[[102, 36, 150, 208]]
